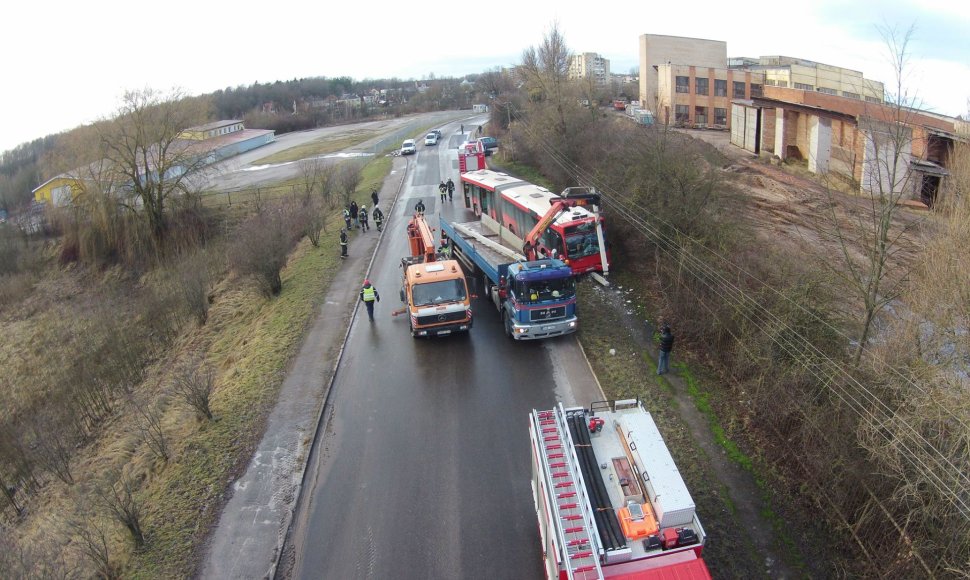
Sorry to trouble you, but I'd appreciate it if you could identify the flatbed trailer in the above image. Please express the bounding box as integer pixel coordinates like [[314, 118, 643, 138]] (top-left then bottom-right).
[[529, 400, 711, 579], [440, 218, 578, 340]]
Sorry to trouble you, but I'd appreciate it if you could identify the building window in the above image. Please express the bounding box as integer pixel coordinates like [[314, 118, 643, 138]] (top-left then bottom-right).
[[695, 106, 708, 125], [777, 80, 788, 87], [675, 76, 689, 94], [817, 87, 837, 95], [765, 79, 776, 86], [715, 79, 727, 96], [865, 96, 882, 104], [750, 84, 763, 97], [695, 77, 709, 96], [842, 91, 860, 99], [675, 105, 689, 124], [794, 82, 814, 91], [714, 108, 727, 125], [733, 81, 746, 98]]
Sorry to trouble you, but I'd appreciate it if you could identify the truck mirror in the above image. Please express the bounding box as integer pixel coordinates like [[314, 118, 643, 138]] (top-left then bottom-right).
[[399, 288, 405, 302]]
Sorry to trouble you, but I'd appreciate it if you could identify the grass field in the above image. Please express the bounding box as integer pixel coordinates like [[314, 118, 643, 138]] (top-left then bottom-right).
[[251, 131, 377, 165]]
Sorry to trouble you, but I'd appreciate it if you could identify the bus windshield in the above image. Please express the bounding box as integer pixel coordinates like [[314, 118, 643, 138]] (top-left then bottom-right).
[[513, 277, 576, 304], [412, 279, 467, 306], [564, 220, 601, 259]]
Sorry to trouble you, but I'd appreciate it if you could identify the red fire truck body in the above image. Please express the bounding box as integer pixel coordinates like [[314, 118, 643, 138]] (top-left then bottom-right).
[[529, 400, 711, 580]]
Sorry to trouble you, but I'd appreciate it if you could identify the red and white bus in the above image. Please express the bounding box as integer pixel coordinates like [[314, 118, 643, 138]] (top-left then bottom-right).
[[460, 169, 609, 275]]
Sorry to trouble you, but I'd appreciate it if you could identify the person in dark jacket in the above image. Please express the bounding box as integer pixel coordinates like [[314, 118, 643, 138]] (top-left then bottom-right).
[[446, 178, 455, 202], [371, 189, 380, 206], [350, 200, 359, 229], [358, 205, 369, 231], [359, 279, 380, 321], [373, 206, 385, 231], [657, 325, 674, 375], [414, 199, 426, 215], [339, 229, 348, 258]]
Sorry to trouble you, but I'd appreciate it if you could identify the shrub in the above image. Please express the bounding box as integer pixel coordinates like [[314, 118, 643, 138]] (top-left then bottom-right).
[[228, 201, 305, 297]]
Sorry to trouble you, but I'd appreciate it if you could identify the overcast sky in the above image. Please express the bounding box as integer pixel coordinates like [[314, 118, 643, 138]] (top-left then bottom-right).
[[3, 0, 968, 154]]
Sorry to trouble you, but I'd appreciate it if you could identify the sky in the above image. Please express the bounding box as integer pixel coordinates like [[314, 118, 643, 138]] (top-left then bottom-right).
[[3, 0, 968, 154]]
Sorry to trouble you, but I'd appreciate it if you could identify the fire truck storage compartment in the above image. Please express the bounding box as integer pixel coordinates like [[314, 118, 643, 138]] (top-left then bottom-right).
[[566, 410, 627, 552], [617, 413, 697, 529]]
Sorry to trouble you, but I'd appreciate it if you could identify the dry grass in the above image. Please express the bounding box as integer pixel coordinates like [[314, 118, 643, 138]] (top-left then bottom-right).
[[0, 156, 392, 577], [251, 132, 377, 165]]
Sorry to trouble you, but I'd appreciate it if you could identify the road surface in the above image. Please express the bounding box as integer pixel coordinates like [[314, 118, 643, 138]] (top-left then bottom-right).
[[286, 120, 605, 578]]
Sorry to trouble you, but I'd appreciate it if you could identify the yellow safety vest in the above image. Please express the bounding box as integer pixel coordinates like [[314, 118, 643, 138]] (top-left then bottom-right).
[[362, 287, 377, 302]]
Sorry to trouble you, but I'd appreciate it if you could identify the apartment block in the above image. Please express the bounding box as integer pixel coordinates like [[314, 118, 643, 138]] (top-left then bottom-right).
[[569, 52, 611, 86]]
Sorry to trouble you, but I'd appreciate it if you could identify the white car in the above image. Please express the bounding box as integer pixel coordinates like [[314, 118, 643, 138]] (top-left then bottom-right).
[[401, 139, 416, 155], [424, 132, 438, 146]]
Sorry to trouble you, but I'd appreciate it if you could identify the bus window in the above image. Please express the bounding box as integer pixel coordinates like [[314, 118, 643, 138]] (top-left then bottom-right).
[[565, 221, 600, 258]]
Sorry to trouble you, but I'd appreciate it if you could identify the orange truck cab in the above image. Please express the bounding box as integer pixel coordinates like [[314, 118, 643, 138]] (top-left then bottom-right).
[[400, 259, 472, 338]]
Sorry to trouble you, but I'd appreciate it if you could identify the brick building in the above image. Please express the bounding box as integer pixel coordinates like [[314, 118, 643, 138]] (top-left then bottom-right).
[[731, 86, 959, 205]]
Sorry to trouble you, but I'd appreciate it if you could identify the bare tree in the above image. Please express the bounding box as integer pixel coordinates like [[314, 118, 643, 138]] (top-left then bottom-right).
[[817, 24, 924, 365], [171, 361, 215, 421], [519, 23, 573, 140], [66, 496, 120, 579], [96, 471, 145, 549], [95, 88, 211, 244], [337, 161, 363, 207], [174, 249, 212, 325], [318, 162, 339, 210], [131, 396, 169, 462], [229, 200, 304, 296]]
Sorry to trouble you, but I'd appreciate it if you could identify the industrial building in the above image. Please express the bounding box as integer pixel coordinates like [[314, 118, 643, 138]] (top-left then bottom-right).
[[741, 56, 885, 103], [640, 34, 764, 129], [569, 52, 611, 86], [730, 86, 959, 205], [34, 121, 274, 205]]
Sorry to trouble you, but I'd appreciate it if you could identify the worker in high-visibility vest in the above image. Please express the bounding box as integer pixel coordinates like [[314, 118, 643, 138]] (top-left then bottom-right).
[[359, 279, 381, 321]]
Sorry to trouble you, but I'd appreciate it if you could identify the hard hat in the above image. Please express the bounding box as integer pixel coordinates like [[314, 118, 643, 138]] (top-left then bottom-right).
[[363, 279, 370, 285]]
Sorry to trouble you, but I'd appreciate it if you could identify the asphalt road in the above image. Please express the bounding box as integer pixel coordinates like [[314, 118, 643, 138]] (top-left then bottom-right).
[[200, 111, 468, 192], [287, 120, 605, 578]]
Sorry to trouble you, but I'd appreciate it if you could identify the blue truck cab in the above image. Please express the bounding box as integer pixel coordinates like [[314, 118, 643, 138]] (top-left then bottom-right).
[[441, 218, 578, 340]]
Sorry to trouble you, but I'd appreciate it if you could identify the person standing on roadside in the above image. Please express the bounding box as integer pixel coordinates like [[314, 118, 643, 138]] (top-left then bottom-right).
[[339, 229, 348, 259], [350, 200, 359, 229], [439, 181, 447, 202], [359, 279, 380, 321], [371, 189, 380, 207], [414, 199, 426, 215], [373, 206, 385, 232], [657, 324, 674, 375], [446, 178, 455, 202], [343, 206, 352, 230]]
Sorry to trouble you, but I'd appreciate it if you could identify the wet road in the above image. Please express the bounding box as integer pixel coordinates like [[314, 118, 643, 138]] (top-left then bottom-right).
[[288, 120, 603, 579]]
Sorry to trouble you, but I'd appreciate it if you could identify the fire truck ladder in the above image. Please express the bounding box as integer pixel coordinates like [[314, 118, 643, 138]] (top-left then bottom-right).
[[534, 406, 604, 580]]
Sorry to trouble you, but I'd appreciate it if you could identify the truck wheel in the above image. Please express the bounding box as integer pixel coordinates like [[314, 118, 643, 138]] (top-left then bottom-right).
[[504, 312, 513, 338]]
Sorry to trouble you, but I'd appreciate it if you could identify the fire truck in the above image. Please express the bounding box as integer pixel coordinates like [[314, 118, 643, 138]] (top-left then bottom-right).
[[396, 213, 473, 337], [529, 400, 711, 579]]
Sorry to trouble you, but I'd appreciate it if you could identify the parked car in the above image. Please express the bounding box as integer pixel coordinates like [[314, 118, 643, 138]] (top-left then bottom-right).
[[477, 136, 498, 156], [424, 132, 438, 146], [401, 139, 416, 155]]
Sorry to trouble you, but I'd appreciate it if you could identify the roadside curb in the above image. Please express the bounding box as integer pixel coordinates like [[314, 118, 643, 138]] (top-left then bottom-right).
[[270, 154, 411, 579]]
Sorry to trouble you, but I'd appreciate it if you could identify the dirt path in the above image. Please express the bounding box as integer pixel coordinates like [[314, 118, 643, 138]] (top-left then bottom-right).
[[587, 284, 799, 578]]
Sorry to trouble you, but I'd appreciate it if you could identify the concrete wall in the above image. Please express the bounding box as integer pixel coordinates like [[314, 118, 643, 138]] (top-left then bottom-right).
[[640, 34, 726, 111]]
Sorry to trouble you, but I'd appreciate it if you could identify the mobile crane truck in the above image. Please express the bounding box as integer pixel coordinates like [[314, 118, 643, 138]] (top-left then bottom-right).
[[529, 399, 711, 579], [396, 213, 473, 338], [440, 217, 577, 340]]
